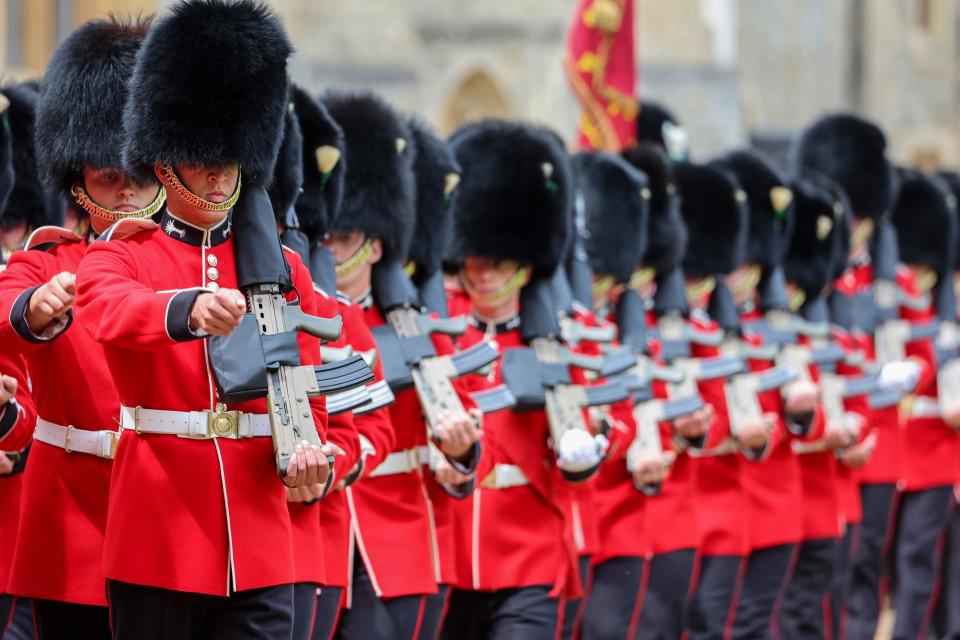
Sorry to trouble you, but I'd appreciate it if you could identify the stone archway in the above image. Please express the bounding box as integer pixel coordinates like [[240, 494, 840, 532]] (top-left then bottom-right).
[[438, 69, 512, 136]]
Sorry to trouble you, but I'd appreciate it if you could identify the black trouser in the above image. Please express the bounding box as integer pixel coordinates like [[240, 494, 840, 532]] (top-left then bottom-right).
[[441, 586, 559, 640], [335, 558, 426, 640], [843, 483, 896, 640], [311, 587, 342, 640], [828, 523, 857, 640], [779, 537, 838, 640], [935, 497, 960, 640], [687, 555, 742, 640], [579, 556, 644, 640], [107, 579, 293, 640], [1, 595, 34, 640], [417, 584, 448, 640], [32, 599, 109, 640], [891, 486, 953, 640], [636, 549, 696, 640], [731, 543, 795, 640], [293, 583, 319, 640], [559, 555, 590, 640]]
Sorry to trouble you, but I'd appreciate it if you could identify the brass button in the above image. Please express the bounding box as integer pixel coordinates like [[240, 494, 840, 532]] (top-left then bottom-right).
[[207, 267, 219, 281], [206, 282, 220, 292], [207, 254, 218, 267]]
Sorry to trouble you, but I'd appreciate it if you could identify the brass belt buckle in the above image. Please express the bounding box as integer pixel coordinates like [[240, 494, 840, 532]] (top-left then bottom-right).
[[64, 425, 74, 453], [105, 430, 119, 459], [208, 405, 240, 438]]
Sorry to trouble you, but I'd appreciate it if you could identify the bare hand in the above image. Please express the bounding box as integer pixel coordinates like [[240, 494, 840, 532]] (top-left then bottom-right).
[[189, 288, 246, 336], [737, 414, 774, 451], [784, 380, 819, 416], [841, 432, 876, 469], [282, 440, 333, 488], [822, 424, 855, 450], [433, 455, 471, 486], [945, 408, 960, 429], [0, 453, 12, 475], [285, 483, 325, 503], [673, 404, 714, 440], [27, 271, 75, 334], [0, 374, 17, 405], [434, 409, 481, 460]]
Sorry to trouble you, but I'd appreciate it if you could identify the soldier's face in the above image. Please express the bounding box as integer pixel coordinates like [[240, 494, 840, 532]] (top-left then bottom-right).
[[0, 220, 26, 251], [461, 257, 522, 295], [323, 231, 383, 295], [175, 163, 239, 203], [82, 166, 160, 216], [727, 263, 762, 307]]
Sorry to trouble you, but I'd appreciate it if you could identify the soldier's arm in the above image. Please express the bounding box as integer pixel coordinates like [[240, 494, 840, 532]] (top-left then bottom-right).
[[0, 250, 70, 352], [0, 353, 36, 454], [76, 239, 208, 349]]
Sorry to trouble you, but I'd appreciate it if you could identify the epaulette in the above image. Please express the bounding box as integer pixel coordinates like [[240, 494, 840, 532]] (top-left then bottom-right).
[[97, 218, 158, 242], [336, 290, 353, 306], [23, 226, 83, 252]]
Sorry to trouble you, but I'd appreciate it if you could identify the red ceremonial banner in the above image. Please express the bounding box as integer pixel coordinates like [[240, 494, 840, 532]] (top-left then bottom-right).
[[564, 0, 638, 152]]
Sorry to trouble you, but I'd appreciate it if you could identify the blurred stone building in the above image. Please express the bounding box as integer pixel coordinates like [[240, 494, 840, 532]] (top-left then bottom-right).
[[2, 0, 959, 167]]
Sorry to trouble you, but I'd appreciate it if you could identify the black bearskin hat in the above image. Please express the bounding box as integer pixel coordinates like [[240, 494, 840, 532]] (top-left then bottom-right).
[[36, 16, 150, 196], [784, 174, 848, 297], [715, 150, 795, 269], [0, 92, 15, 217], [407, 118, 460, 285], [291, 86, 344, 239], [939, 171, 960, 274], [891, 169, 957, 278], [675, 161, 747, 277], [573, 151, 649, 283], [2, 82, 62, 229], [268, 104, 303, 223], [791, 113, 898, 220], [449, 120, 572, 276], [636, 100, 688, 161], [622, 143, 687, 275], [321, 91, 416, 262], [122, 0, 292, 185]]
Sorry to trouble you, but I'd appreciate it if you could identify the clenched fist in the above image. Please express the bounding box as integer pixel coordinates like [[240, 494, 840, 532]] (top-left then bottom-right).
[[673, 404, 714, 441], [0, 374, 17, 406], [434, 408, 482, 460], [784, 380, 819, 416], [189, 288, 246, 336], [27, 271, 75, 336]]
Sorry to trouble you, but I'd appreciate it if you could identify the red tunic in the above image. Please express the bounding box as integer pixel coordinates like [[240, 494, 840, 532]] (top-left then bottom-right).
[[317, 294, 394, 591], [345, 303, 474, 599], [0, 353, 37, 595], [0, 235, 119, 605], [450, 319, 581, 598], [75, 214, 329, 596]]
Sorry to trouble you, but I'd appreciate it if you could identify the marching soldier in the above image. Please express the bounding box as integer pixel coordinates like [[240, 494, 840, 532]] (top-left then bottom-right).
[[794, 114, 919, 640], [776, 174, 861, 639], [622, 143, 709, 640], [320, 91, 479, 640], [888, 169, 958, 639], [441, 120, 584, 639], [672, 161, 767, 640], [0, 20, 157, 639], [565, 150, 648, 639], [75, 2, 333, 636], [714, 150, 813, 640]]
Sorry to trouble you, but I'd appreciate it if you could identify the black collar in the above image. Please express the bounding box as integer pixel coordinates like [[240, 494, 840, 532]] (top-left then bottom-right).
[[160, 210, 232, 247], [469, 313, 521, 335]]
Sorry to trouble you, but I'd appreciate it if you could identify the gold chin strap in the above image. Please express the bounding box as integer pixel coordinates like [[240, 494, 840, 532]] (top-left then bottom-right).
[[788, 288, 807, 312], [731, 264, 762, 299], [914, 268, 938, 294], [404, 260, 417, 278], [592, 274, 615, 300], [684, 276, 716, 303], [71, 184, 167, 223], [335, 239, 374, 278], [461, 267, 530, 304], [851, 218, 875, 253], [157, 164, 242, 213], [629, 267, 655, 290]]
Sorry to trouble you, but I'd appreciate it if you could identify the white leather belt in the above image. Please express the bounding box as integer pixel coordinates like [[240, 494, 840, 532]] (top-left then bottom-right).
[[479, 464, 529, 489], [34, 417, 118, 459], [792, 440, 829, 455], [908, 396, 942, 419], [369, 446, 429, 477], [119, 405, 271, 439]]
